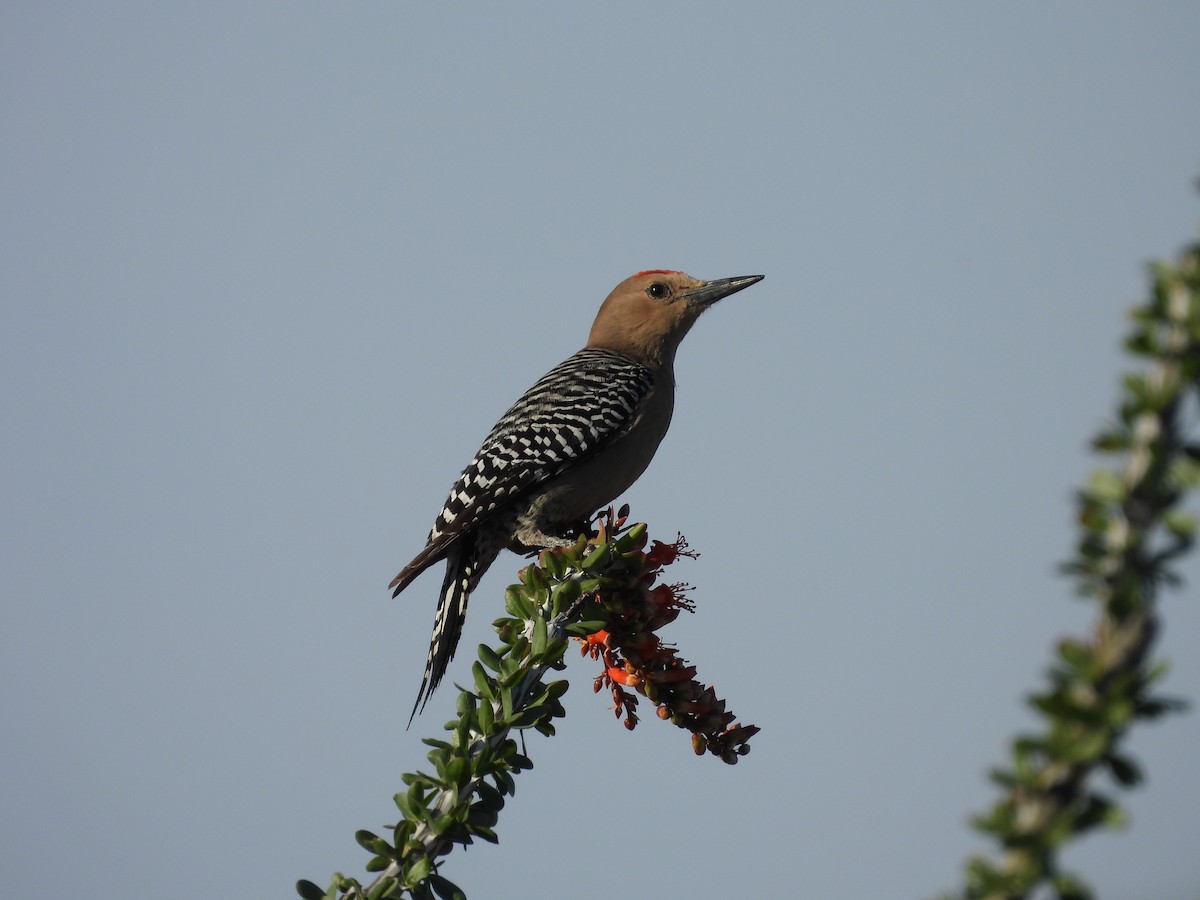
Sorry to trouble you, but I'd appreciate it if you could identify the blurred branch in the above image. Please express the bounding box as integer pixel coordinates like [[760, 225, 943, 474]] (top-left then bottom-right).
[[945, 235, 1199, 899], [298, 509, 757, 900]]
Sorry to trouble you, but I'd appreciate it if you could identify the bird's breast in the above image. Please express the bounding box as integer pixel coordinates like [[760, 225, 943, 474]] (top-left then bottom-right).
[[521, 379, 674, 530]]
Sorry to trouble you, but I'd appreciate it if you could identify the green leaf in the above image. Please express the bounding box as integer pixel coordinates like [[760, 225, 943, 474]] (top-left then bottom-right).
[[366, 876, 401, 900], [1106, 753, 1143, 786], [295, 880, 331, 900], [472, 662, 497, 701], [427, 745, 450, 778], [474, 781, 505, 812], [627, 520, 648, 541], [522, 563, 548, 593], [1056, 638, 1095, 676], [541, 548, 565, 578], [1087, 469, 1125, 503], [510, 752, 534, 771], [402, 783, 430, 821], [582, 541, 609, 568], [504, 586, 533, 619], [507, 637, 530, 664], [1013, 734, 1047, 759], [355, 829, 383, 851], [1050, 872, 1093, 900], [451, 715, 470, 748], [531, 613, 548, 658], [1102, 802, 1129, 829], [1136, 694, 1189, 718], [1144, 659, 1172, 683], [549, 577, 582, 614], [456, 690, 477, 718], [500, 684, 514, 720], [1122, 372, 1149, 406], [544, 637, 569, 662], [495, 769, 515, 796], [963, 856, 1001, 894], [406, 854, 432, 885], [1092, 427, 1130, 452], [472, 825, 499, 843], [393, 790, 414, 819], [1171, 453, 1200, 486], [426, 809, 455, 836], [392, 819, 414, 850], [476, 696, 495, 735], [1162, 510, 1196, 539], [1059, 729, 1108, 763], [478, 643, 503, 672], [566, 620, 607, 636], [1124, 328, 1156, 356], [466, 800, 499, 829], [428, 873, 468, 900], [473, 741, 496, 773], [507, 705, 547, 730]]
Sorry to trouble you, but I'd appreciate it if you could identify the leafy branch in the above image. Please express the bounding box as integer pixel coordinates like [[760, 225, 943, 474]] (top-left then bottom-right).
[[298, 508, 758, 900], [946, 236, 1199, 899]]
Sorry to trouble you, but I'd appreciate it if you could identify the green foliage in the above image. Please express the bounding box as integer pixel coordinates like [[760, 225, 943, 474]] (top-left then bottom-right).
[[942, 236, 1199, 899], [299, 511, 756, 900]]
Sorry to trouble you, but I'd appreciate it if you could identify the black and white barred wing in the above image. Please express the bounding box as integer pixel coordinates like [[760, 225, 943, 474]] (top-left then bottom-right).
[[389, 348, 653, 596]]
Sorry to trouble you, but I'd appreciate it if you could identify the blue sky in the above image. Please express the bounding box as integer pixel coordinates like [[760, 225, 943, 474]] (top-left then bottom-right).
[[3, 4, 1199, 898]]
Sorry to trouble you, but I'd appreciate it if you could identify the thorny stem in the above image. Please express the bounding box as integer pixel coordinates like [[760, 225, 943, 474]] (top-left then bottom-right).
[[359, 598, 588, 898], [960, 242, 1199, 899]]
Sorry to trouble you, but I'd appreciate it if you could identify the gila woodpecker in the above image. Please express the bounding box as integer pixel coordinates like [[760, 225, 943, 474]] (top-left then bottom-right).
[[391, 270, 764, 721]]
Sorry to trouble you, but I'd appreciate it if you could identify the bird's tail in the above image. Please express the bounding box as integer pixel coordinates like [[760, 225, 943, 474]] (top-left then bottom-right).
[[407, 533, 497, 726]]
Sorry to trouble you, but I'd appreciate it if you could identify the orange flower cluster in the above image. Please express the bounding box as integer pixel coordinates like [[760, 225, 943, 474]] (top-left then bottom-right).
[[576, 516, 759, 764]]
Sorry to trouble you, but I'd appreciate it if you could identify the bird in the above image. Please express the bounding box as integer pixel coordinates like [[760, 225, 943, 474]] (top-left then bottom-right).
[[390, 269, 764, 722]]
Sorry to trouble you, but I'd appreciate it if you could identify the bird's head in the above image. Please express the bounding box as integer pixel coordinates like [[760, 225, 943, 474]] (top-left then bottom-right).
[[587, 270, 764, 366]]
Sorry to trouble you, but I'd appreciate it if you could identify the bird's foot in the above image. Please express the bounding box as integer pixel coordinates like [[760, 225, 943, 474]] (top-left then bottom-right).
[[512, 525, 576, 553]]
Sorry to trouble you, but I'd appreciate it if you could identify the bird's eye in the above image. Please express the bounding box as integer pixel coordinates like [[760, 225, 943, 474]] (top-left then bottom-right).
[[646, 282, 672, 300]]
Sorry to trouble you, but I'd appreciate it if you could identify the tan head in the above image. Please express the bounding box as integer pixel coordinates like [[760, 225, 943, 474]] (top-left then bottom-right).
[[586, 270, 764, 367]]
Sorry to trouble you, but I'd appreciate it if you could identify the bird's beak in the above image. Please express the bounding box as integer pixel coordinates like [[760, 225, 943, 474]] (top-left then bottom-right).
[[684, 274, 765, 310]]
